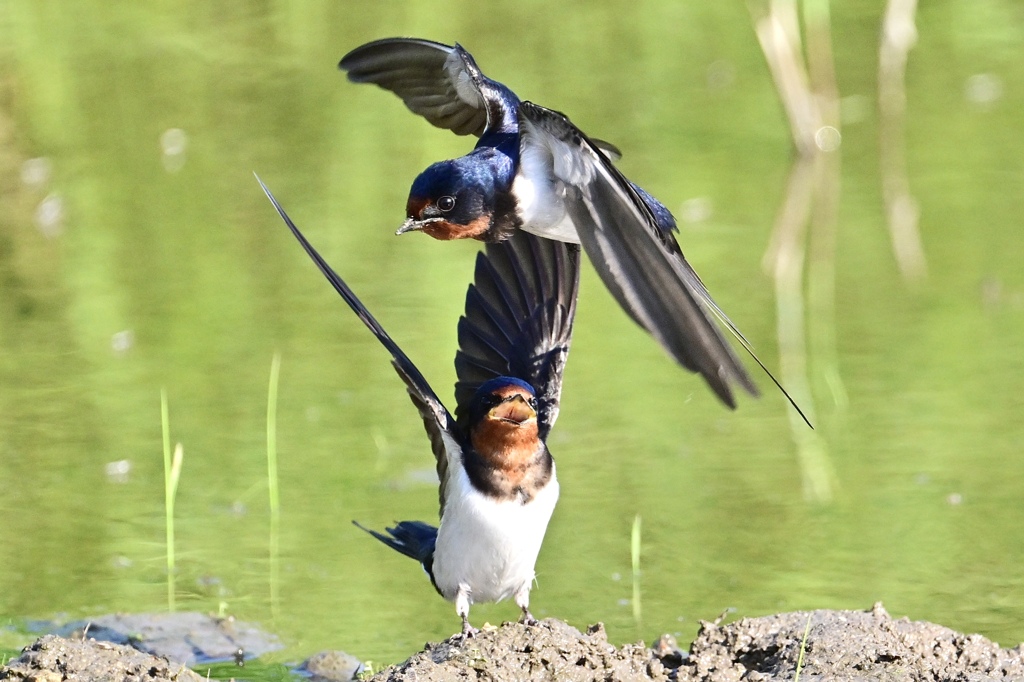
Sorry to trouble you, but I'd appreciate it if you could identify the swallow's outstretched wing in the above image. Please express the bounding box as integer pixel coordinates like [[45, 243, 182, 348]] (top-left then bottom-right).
[[516, 102, 759, 408], [339, 38, 622, 160], [453, 232, 580, 439], [339, 38, 517, 138], [256, 175, 462, 512]]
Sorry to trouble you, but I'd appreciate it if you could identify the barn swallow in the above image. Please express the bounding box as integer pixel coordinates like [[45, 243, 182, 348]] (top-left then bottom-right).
[[339, 38, 788, 412], [256, 175, 579, 635]]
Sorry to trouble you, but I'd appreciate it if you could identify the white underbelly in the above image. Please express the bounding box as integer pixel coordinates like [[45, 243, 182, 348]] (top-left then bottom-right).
[[432, 465, 559, 605], [512, 161, 581, 244]]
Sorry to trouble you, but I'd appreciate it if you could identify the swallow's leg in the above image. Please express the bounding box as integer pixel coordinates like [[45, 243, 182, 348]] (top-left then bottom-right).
[[515, 581, 538, 626], [456, 584, 478, 637]]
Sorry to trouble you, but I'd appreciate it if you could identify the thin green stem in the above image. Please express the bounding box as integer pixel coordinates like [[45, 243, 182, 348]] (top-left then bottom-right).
[[267, 352, 281, 519], [631, 514, 642, 625], [161, 389, 183, 612], [794, 612, 813, 681], [267, 352, 282, 618]]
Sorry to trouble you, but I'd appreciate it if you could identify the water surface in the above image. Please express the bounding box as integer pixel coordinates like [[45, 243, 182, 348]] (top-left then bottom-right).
[[2, 0, 1023, 667]]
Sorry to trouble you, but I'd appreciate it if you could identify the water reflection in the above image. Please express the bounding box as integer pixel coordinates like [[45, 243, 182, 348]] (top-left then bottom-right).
[[752, 0, 841, 501], [880, 0, 927, 282]]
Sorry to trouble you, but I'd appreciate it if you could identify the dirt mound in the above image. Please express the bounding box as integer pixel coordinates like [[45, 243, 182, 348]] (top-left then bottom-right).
[[684, 603, 1024, 681], [0, 634, 203, 682], [370, 618, 660, 681], [369, 604, 1024, 681]]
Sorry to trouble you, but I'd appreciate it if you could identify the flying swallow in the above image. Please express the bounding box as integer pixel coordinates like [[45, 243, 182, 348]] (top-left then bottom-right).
[[339, 38, 777, 411], [256, 175, 579, 635]]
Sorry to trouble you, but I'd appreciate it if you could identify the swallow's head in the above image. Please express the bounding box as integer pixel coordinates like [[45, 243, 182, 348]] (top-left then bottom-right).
[[467, 377, 540, 458], [399, 158, 496, 241]]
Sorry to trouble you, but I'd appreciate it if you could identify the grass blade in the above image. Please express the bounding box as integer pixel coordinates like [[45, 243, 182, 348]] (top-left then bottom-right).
[[267, 352, 282, 618], [161, 390, 183, 612], [631, 514, 642, 625]]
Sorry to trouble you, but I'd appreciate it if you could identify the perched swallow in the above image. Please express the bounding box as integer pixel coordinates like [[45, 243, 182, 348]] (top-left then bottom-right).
[[256, 175, 579, 635], [339, 38, 769, 410]]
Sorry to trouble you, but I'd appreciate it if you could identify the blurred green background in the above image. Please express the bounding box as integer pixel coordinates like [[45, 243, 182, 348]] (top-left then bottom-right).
[[2, 0, 1023, 669]]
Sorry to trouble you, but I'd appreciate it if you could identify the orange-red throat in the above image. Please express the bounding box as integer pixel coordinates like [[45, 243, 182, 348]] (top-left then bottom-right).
[[469, 391, 540, 474]]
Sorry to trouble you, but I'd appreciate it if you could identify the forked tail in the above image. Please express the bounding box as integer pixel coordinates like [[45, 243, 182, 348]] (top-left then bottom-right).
[[353, 520, 440, 594]]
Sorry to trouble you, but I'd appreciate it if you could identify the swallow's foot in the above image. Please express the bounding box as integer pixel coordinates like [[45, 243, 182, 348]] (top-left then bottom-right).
[[460, 616, 479, 638], [519, 609, 539, 627]]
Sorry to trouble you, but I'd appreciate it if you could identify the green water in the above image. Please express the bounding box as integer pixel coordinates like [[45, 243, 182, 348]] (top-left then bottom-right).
[[2, 0, 1023, 669]]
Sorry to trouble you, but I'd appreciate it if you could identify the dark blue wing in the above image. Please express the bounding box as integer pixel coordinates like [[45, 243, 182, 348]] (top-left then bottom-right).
[[454, 231, 580, 439], [340, 37, 623, 158], [340, 38, 518, 138], [516, 102, 759, 409]]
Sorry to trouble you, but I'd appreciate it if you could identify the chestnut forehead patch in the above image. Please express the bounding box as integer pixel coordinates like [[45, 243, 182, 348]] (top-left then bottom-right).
[[406, 196, 430, 218]]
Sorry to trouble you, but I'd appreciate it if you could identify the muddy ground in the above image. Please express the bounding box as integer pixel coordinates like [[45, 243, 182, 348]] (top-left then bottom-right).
[[2, 603, 1023, 681]]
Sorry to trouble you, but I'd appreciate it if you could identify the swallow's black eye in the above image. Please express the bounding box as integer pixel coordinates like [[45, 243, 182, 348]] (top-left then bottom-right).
[[437, 195, 456, 212], [528, 397, 538, 409]]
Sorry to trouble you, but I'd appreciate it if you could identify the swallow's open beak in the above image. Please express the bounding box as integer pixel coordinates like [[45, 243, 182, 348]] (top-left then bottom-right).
[[489, 395, 536, 425]]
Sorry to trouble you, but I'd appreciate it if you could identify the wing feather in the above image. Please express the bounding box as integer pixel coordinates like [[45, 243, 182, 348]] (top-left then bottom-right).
[[340, 38, 491, 137], [517, 102, 758, 408], [256, 175, 461, 514], [454, 231, 580, 438]]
